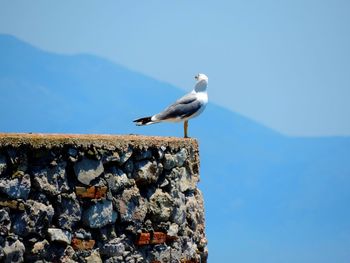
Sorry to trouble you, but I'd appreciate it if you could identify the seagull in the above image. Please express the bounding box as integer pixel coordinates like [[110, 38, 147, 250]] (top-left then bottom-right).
[[133, 73, 208, 138]]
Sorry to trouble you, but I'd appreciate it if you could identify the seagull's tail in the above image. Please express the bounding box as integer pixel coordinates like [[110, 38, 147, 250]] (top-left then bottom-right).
[[133, 116, 154, 126]]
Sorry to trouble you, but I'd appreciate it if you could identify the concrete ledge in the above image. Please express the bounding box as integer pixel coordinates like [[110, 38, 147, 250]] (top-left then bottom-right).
[[0, 133, 198, 149]]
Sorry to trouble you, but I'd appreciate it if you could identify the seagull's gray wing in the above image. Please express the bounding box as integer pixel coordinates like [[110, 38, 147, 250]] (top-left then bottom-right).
[[154, 93, 202, 121]]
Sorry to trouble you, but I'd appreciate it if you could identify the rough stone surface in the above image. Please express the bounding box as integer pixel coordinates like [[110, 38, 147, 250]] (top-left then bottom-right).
[[118, 147, 133, 164], [105, 167, 134, 194], [99, 237, 126, 257], [48, 228, 72, 244], [12, 200, 54, 237], [74, 157, 104, 185], [57, 193, 82, 230], [85, 250, 102, 263], [116, 186, 147, 223], [82, 200, 117, 228], [32, 161, 69, 196], [0, 134, 207, 263], [1, 238, 25, 263], [133, 160, 162, 184], [0, 173, 31, 200], [0, 208, 11, 235], [149, 189, 173, 222], [0, 154, 7, 175], [163, 148, 188, 170]]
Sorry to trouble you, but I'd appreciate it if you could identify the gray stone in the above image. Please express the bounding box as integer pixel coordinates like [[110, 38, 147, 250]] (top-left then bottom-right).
[[7, 150, 28, 172], [159, 178, 169, 188], [125, 256, 136, 263], [104, 151, 120, 163], [33, 161, 69, 195], [68, 148, 78, 157], [116, 186, 147, 223], [167, 223, 178, 237], [151, 244, 171, 262], [31, 239, 49, 255], [186, 194, 202, 231], [0, 173, 31, 200], [105, 168, 134, 194], [170, 188, 186, 225], [0, 154, 7, 175], [124, 159, 134, 174], [119, 147, 133, 164], [183, 241, 199, 261], [0, 209, 11, 235], [149, 189, 173, 222], [133, 160, 162, 184], [48, 228, 72, 244], [82, 200, 117, 228], [163, 154, 176, 170], [57, 193, 81, 230], [105, 256, 124, 263], [98, 224, 117, 241], [74, 157, 104, 185], [31, 239, 50, 261], [99, 237, 125, 257], [171, 205, 186, 225], [134, 149, 152, 161], [2, 239, 25, 263], [74, 228, 92, 240], [12, 200, 54, 237], [163, 148, 188, 170], [176, 148, 188, 167], [85, 250, 102, 263], [61, 245, 78, 263], [156, 146, 167, 160], [176, 167, 198, 193]]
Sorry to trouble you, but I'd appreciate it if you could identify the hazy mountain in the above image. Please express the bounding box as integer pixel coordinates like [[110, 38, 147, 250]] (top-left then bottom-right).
[[1, 34, 350, 262]]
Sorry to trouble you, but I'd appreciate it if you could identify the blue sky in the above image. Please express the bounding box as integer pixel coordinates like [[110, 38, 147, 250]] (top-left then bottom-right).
[[0, 0, 349, 136]]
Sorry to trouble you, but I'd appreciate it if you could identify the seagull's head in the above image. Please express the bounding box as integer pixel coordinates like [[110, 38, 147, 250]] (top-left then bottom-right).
[[195, 73, 208, 82], [194, 73, 208, 92]]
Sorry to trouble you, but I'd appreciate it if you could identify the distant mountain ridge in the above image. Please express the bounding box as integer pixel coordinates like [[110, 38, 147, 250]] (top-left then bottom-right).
[[1, 34, 350, 262]]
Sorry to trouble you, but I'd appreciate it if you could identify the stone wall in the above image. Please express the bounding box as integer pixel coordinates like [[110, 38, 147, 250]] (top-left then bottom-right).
[[0, 134, 207, 263]]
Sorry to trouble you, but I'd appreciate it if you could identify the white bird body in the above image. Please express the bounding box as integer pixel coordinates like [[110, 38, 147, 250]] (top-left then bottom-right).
[[134, 73, 209, 137]]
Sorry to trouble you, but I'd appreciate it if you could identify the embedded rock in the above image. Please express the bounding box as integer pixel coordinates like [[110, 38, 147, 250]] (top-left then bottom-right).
[[163, 148, 188, 170], [57, 193, 81, 230], [85, 250, 102, 263], [74, 158, 104, 185], [0, 208, 11, 235], [2, 238, 25, 263], [82, 200, 117, 228], [99, 237, 126, 257], [0, 173, 31, 200], [32, 161, 69, 196], [105, 168, 134, 194], [149, 189, 173, 222], [134, 149, 152, 161], [119, 147, 133, 165], [12, 200, 54, 237], [176, 167, 198, 193], [0, 154, 7, 175], [116, 186, 147, 223], [48, 228, 72, 244], [133, 160, 162, 184]]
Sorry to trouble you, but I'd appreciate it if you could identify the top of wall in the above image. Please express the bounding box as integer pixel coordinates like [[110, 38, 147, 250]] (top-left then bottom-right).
[[0, 133, 198, 150]]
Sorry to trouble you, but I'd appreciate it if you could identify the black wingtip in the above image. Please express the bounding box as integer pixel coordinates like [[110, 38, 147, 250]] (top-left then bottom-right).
[[133, 116, 152, 126]]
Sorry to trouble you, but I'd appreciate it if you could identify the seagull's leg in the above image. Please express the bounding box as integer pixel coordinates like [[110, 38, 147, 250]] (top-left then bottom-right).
[[184, 120, 189, 138]]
